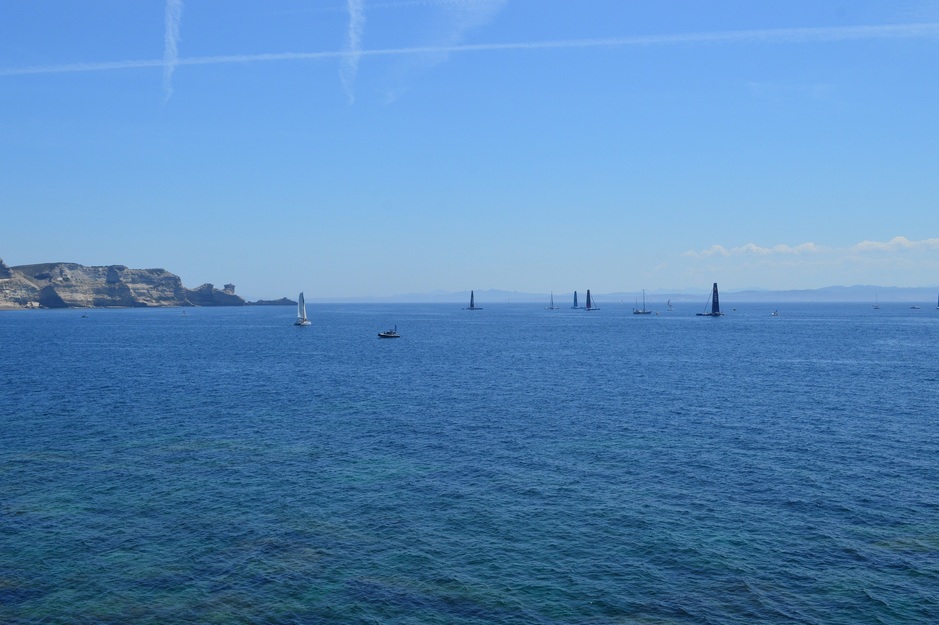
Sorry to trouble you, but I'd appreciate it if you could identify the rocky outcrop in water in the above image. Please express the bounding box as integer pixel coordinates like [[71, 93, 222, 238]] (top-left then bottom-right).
[[0, 259, 248, 309]]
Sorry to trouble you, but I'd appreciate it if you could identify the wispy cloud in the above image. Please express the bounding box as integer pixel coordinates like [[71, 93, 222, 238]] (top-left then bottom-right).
[[3, 21, 939, 78], [340, 0, 366, 103], [680, 236, 939, 288], [853, 235, 939, 252], [686, 242, 829, 258], [163, 0, 183, 102], [379, 0, 507, 102], [685, 236, 939, 259]]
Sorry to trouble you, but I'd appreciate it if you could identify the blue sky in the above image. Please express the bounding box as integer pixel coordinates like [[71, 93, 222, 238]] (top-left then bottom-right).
[[2, 0, 938, 300]]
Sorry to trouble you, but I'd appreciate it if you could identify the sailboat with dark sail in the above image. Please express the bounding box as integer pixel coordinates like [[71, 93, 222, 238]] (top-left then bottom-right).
[[696, 283, 724, 317], [571, 291, 582, 309], [464, 290, 482, 310], [585, 289, 599, 311]]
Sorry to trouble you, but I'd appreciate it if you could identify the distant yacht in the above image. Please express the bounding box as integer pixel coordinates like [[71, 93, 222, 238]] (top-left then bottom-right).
[[571, 290, 582, 309], [696, 283, 725, 317], [633, 289, 652, 315], [545, 292, 559, 310], [667, 299, 673, 312], [585, 289, 599, 311], [873, 294, 880, 310], [294, 292, 311, 326], [771, 310, 780, 316], [378, 325, 400, 338], [464, 290, 482, 310]]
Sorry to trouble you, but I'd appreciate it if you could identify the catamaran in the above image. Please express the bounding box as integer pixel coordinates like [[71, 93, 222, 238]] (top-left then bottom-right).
[[546, 292, 559, 310], [696, 283, 724, 317], [585, 289, 599, 311], [294, 292, 311, 326], [464, 290, 482, 310], [571, 291, 582, 309], [633, 289, 652, 315]]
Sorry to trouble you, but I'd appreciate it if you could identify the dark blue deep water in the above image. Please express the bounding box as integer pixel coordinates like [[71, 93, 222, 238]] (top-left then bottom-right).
[[2, 303, 938, 624]]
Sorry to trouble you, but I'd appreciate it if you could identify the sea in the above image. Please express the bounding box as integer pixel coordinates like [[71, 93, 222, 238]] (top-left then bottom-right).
[[1, 302, 937, 624]]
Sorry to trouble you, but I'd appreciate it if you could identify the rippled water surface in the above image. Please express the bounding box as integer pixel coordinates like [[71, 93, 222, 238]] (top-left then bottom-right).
[[2, 303, 938, 624]]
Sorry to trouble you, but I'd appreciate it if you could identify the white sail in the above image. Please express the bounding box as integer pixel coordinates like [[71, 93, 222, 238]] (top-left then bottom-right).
[[294, 292, 311, 326]]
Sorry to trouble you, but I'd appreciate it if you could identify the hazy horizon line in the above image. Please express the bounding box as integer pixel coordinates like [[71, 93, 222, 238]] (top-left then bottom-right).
[[273, 284, 939, 304]]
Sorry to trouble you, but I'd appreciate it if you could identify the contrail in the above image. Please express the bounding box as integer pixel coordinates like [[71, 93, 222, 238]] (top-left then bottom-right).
[[341, 0, 366, 103], [3, 22, 938, 78], [163, 0, 183, 101]]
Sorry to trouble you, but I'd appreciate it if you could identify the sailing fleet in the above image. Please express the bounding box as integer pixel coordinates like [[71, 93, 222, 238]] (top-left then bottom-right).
[[290, 283, 937, 332]]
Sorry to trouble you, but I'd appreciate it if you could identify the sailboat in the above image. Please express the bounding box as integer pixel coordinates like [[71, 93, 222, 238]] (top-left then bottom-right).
[[464, 290, 482, 310], [585, 289, 599, 311], [667, 299, 673, 312], [873, 294, 880, 310], [546, 292, 559, 310], [571, 291, 582, 309], [936, 291, 939, 310], [696, 283, 724, 317], [633, 289, 652, 315], [294, 292, 311, 326]]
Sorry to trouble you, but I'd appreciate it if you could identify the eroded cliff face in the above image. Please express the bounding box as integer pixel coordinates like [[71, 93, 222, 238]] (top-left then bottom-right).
[[0, 259, 246, 309]]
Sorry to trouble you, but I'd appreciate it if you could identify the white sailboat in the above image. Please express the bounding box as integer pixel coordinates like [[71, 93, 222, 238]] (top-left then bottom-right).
[[294, 292, 311, 326], [546, 291, 559, 310]]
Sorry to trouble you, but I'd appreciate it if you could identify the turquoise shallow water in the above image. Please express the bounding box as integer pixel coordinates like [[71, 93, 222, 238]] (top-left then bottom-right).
[[1, 303, 938, 624]]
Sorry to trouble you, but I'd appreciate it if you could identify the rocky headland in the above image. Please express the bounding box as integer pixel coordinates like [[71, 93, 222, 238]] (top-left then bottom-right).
[[0, 258, 270, 309]]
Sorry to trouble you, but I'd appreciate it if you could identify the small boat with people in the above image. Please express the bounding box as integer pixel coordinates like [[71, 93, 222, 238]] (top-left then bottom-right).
[[378, 325, 400, 338]]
